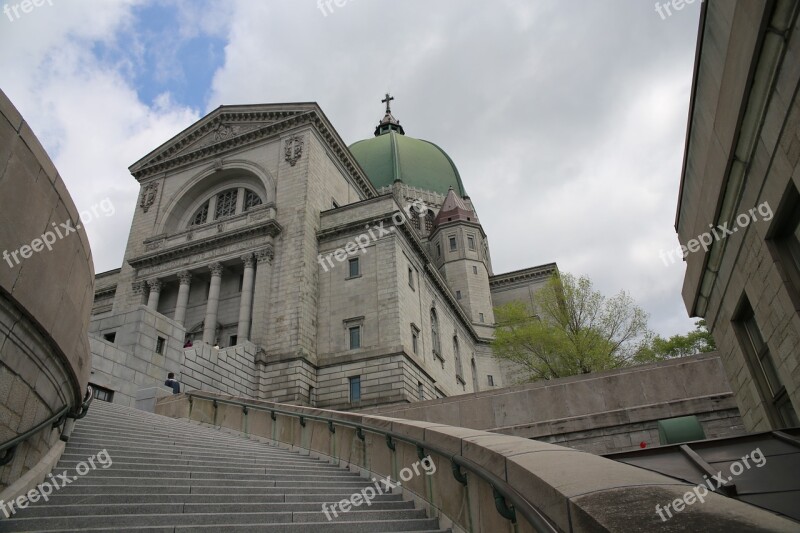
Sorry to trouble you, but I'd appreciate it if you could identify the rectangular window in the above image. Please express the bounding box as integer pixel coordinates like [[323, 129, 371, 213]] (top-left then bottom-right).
[[229, 335, 238, 347], [348, 257, 360, 278], [349, 376, 361, 402], [769, 184, 800, 304], [91, 384, 114, 403], [479, 313, 485, 323], [456, 290, 462, 300], [418, 381, 424, 400], [349, 325, 361, 350], [155, 336, 166, 355], [103, 332, 116, 343], [436, 242, 441, 257], [411, 325, 419, 354], [467, 235, 476, 250], [735, 298, 799, 427], [408, 266, 415, 289], [487, 375, 494, 387], [449, 236, 457, 252], [472, 265, 478, 275]]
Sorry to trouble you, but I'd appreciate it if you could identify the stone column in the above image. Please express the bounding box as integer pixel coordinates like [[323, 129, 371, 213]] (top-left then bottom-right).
[[250, 245, 274, 348], [146, 279, 162, 311], [237, 254, 256, 342], [202, 262, 223, 344], [173, 271, 192, 326]]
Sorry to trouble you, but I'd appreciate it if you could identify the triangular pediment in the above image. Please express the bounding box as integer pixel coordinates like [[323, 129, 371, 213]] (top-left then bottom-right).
[[128, 103, 320, 178]]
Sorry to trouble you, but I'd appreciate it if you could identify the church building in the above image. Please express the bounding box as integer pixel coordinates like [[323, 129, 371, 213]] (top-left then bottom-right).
[[88, 96, 557, 409]]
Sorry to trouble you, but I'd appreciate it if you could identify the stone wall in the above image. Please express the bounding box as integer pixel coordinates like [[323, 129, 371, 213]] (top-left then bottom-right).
[[88, 306, 184, 407], [0, 89, 94, 491], [181, 341, 259, 397], [360, 353, 746, 455], [677, 0, 800, 431]]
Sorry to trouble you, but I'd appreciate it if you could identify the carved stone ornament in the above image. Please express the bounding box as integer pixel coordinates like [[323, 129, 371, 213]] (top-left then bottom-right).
[[147, 279, 162, 293], [208, 262, 224, 277], [213, 123, 240, 142], [284, 135, 304, 166], [139, 182, 159, 213], [241, 253, 255, 268], [178, 271, 192, 285], [256, 245, 274, 264]]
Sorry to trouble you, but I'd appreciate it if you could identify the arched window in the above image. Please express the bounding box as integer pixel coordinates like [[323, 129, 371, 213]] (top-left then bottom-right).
[[409, 205, 421, 230], [189, 187, 264, 227], [430, 308, 441, 357], [425, 210, 435, 232], [453, 336, 463, 380]]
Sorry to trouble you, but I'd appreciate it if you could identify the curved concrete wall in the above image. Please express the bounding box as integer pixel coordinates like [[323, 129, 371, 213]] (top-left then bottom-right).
[[0, 88, 94, 490], [157, 392, 797, 532]]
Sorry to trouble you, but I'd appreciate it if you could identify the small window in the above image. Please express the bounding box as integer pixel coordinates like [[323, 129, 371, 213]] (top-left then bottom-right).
[[472, 265, 478, 275], [332, 199, 340, 209], [467, 235, 476, 250], [91, 384, 114, 403], [456, 290, 462, 300], [349, 376, 361, 402], [769, 183, 800, 302], [449, 236, 457, 252], [411, 325, 419, 354], [244, 190, 262, 211], [349, 325, 361, 350], [408, 267, 415, 289], [487, 375, 494, 387], [348, 258, 360, 278], [155, 336, 166, 355], [103, 332, 116, 343], [229, 335, 238, 347], [436, 243, 441, 257], [479, 313, 485, 323], [417, 381, 424, 400]]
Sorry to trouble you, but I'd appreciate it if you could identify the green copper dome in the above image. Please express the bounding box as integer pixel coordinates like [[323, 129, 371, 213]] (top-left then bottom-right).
[[349, 95, 467, 197]]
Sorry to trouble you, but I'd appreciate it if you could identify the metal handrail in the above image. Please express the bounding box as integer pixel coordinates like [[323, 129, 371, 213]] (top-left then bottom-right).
[[0, 385, 94, 466], [185, 391, 558, 533]]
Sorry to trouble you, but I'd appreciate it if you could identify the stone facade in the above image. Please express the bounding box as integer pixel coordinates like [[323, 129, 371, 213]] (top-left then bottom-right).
[[678, 0, 800, 431], [88, 102, 553, 410], [0, 89, 93, 491]]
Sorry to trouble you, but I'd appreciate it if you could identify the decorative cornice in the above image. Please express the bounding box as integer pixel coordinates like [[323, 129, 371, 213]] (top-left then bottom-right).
[[128, 219, 282, 271], [489, 263, 558, 289], [93, 286, 116, 300]]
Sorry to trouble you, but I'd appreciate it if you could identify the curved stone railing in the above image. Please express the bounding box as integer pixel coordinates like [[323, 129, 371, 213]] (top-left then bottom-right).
[[0, 89, 94, 497], [156, 391, 797, 532]]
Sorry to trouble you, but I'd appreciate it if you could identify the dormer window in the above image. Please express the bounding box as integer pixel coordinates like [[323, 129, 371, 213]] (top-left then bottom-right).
[[189, 187, 263, 227]]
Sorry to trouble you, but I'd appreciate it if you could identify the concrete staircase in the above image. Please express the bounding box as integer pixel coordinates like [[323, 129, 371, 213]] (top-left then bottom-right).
[[0, 400, 447, 532]]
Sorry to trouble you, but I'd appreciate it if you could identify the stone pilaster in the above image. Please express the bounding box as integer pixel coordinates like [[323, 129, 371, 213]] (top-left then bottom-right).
[[250, 245, 274, 348]]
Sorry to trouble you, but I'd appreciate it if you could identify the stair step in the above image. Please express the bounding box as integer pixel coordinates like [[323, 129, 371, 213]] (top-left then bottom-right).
[[44, 493, 403, 505]]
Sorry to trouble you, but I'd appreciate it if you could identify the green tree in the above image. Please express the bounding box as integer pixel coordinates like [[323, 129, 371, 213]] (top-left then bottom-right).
[[634, 320, 716, 363], [492, 273, 651, 382]]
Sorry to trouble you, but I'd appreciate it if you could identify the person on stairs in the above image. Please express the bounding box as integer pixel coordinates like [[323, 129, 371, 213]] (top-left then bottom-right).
[[165, 372, 181, 394]]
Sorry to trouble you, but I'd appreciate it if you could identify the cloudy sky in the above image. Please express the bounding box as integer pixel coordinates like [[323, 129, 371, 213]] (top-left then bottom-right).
[[0, 0, 703, 337]]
